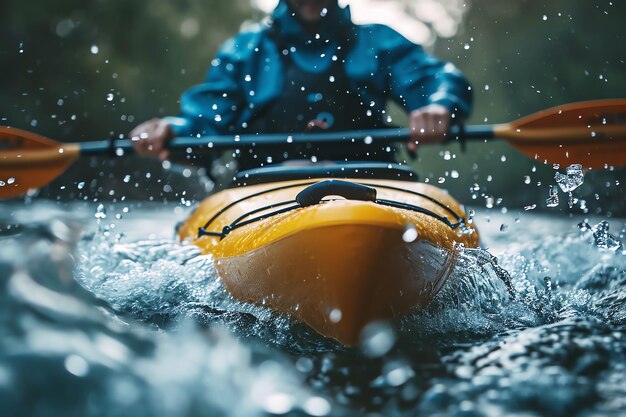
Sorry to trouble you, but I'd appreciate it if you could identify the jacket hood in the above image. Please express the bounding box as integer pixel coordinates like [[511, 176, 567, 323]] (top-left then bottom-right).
[[271, 0, 354, 44]]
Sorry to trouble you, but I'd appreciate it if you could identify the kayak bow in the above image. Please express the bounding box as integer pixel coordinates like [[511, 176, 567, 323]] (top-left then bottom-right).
[[177, 164, 478, 345]]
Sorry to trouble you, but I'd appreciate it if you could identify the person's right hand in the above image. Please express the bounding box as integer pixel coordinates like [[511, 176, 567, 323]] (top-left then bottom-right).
[[406, 104, 450, 153], [130, 118, 173, 161]]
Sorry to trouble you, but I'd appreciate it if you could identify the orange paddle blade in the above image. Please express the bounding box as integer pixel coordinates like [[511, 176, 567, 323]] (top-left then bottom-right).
[[0, 127, 80, 199], [493, 99, 626, 169]]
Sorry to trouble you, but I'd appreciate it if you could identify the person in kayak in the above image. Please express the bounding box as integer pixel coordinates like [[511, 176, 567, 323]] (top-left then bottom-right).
[[130, 0, 472, 170]]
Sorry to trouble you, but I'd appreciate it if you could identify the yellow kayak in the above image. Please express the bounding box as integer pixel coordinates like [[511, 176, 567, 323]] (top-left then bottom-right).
[[177, 164, 479, 345]]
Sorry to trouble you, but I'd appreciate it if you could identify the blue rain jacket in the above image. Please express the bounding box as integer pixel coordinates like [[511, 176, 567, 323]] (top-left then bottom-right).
[[166, 0, 473, 137]]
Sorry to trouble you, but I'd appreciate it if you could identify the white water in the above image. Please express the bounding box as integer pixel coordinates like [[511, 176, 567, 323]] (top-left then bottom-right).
[[1, 201, 625, 416]]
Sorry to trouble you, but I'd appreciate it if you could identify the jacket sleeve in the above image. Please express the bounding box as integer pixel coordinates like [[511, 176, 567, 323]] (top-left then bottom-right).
[[165, 36, 249, 137], [378, 26, 473, 119]]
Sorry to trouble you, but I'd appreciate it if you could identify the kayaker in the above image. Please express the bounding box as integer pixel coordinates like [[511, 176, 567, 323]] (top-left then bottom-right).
[[130, 0, 472, 170]]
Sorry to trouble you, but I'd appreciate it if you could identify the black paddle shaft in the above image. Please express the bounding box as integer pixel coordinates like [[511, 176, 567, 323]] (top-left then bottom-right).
[[78, 125, 496, 156]]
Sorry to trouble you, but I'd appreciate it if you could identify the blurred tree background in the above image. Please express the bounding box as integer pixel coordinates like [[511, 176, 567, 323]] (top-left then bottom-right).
[[1, 0, 624, 215]]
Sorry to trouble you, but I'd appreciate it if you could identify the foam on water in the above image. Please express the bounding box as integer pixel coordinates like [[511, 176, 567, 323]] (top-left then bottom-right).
[[76, 222, 333, 351], [1, 202, 625, 416]]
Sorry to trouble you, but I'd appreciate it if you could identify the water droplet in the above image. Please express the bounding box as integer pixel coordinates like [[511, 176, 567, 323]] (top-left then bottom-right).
[[546, 185, 559, 207], [303, 396, 331, 416], [361, 321, 396, 357], [263, 393, 294, 415], [295, 357, 314, 373], [592, 221, 623, 251], [90, 45, 99, 54], [106, 93, 114, 102], [386, 365, 414, 387], [402, 225, 418, 243], [64, 355, 89, 377], [555, 163, 584, 193], [364, 136, 373, 145], [329, 308, 342, 323], [95, 204, 107, 219], [524, 204, 537, 211]]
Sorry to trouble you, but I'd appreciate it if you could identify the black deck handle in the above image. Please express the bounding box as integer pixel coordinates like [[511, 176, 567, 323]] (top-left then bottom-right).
[[296, 180, 377, 207]]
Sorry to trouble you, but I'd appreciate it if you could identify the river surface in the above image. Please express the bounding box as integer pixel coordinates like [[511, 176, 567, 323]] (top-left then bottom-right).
[[1, 200, 625, 417]]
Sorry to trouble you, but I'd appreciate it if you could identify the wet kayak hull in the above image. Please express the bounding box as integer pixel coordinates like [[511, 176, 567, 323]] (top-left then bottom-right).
[[178, 178, 478, 345]]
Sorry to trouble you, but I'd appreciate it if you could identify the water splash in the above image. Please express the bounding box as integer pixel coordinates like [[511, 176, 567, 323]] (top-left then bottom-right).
[[591, 220, 623, 252], [77, 221, 335, 352], [555, 164, 584, 208]]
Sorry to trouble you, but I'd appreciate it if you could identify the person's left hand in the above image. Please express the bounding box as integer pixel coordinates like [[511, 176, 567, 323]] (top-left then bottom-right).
[[407, 104, 451, 152]]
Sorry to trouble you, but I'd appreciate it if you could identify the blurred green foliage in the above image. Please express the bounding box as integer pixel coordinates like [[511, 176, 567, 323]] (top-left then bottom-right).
[[1, 0, 624, 214], [1, 0, 254, 140]]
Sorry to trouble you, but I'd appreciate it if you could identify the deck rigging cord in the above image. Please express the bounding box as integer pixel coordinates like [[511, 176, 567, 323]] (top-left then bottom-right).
[[197, 180, 467, 239]]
